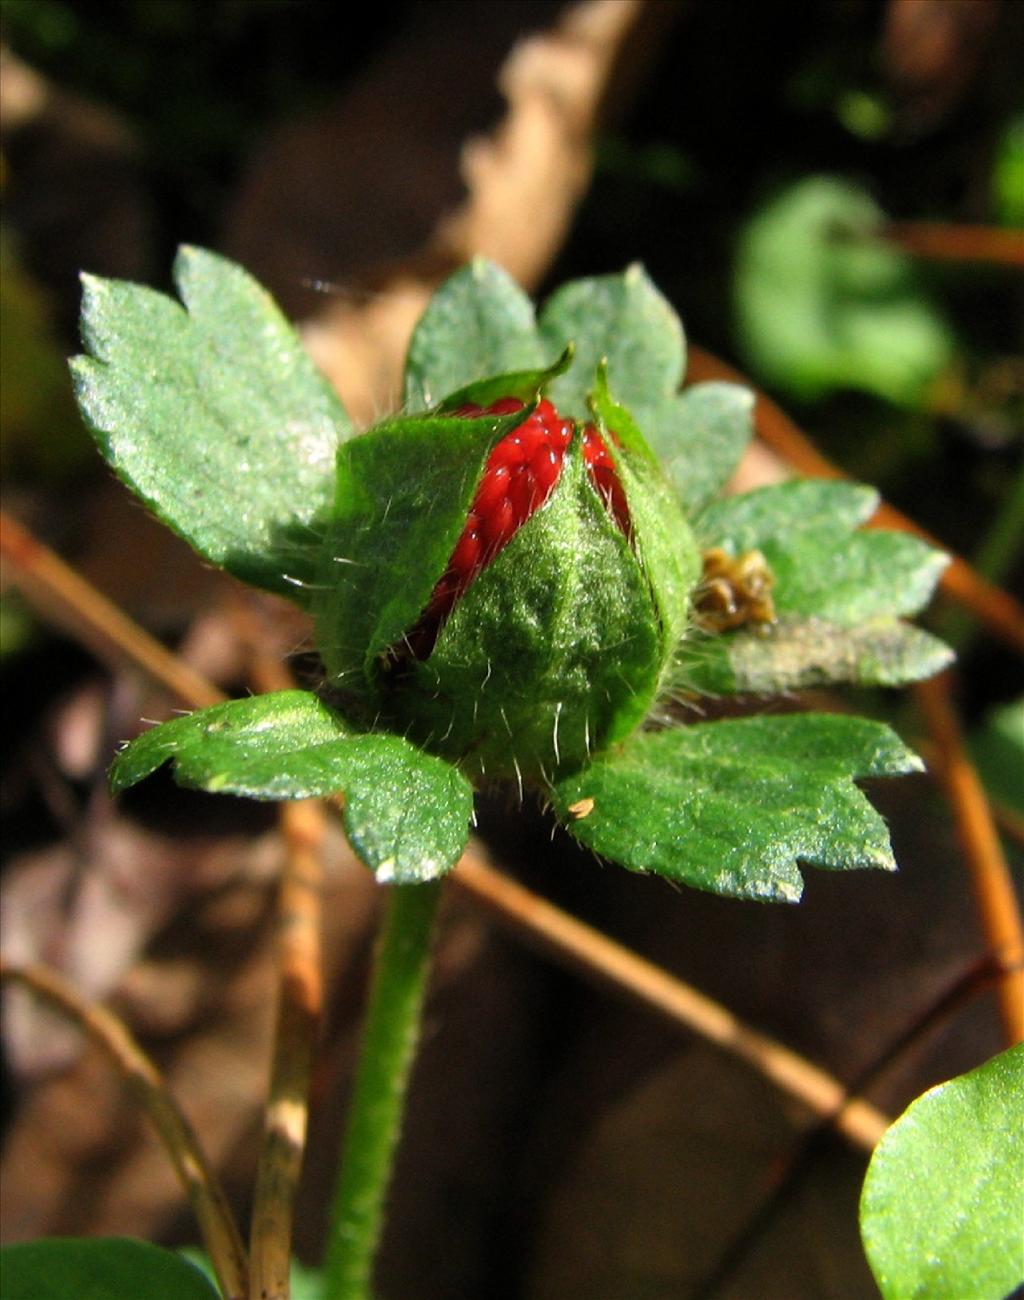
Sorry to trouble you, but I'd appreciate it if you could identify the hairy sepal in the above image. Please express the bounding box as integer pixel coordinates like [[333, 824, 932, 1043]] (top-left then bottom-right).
[[590, 366, 701, 654], [312, 402, 532, 700], [371, 441, 669, 782]]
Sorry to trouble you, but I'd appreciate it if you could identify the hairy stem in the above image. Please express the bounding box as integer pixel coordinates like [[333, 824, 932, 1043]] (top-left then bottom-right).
[[323, 881, 442, 1300]]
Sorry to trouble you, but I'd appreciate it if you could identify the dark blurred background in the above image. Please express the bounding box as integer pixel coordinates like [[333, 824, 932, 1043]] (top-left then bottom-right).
[[1, 2, 1021, 1296]]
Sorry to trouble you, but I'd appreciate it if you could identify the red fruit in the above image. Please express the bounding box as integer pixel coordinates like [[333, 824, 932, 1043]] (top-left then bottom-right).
[[406, 397, 631, 659]]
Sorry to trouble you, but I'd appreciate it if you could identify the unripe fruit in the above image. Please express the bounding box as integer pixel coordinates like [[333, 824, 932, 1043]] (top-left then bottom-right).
[[313, 383, 700, 784], [405, 397, 630, 658]]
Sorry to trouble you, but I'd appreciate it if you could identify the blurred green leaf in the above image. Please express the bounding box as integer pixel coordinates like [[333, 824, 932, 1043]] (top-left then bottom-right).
[[734, 176, 955, 405], [861, 1045, 1024, 1300], [970, 697, 1024, 818], [993, 116, 1024, 228], [0, 1237, 219, 1300]]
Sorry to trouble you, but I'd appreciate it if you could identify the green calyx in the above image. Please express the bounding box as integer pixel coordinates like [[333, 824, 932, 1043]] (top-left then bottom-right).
[[312, 370, 700, 783]]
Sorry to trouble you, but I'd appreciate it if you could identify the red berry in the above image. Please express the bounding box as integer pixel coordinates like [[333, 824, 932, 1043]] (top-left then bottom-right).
[[407, 397, 631, 657]]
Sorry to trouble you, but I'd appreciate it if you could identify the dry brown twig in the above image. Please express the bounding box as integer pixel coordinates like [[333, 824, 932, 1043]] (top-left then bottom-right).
[[233, 613, 328, 1300], [0, 958, 249, 1300], [914, 674, 1024, 1046], [883, 222, 1024, 268]]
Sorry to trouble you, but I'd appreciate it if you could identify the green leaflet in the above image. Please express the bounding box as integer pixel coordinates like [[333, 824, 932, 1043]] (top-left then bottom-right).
[[970, 697, 1024, 818], [552, 714, 922, 902], [71, 246, 350, 600], [860, 1045, 1024, 1300], [0, 1238, 220, 1300], [681, 616, 954, 694], [633, 382, 756, 515], [539, 263, 685, 421], [403, 259, 546, 410], [112, 691, 473, 883], [697, 479, 949, 624]]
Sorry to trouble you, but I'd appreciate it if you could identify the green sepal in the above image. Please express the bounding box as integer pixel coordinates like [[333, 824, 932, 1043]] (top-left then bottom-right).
[[111, 691, 473, 883], [552, 713, 922, 902], [681, 616, 954, 694], [860, 1044, 1024, 1300], [313, 405, 530, 695], [376, 443, 667, 782], [70, 246, 351, 601], [403, 259, 545, 411], [697, 480, 950, 624], [589, 367, 700, 653], [436, 346, 574, 414]]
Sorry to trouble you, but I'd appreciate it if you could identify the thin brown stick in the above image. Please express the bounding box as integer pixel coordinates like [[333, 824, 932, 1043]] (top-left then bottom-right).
[[452, 855, 890, 1150], [915, 737, 1024, 850], [0, 958, 249, 1300], [883, 222, 1024, 268], [914, 674, 1024, 1045], [0, 511, 224, 709], [243, 636, 326, 1300], [5, 517, 892, 1150], [685, 347, 1024, 655]]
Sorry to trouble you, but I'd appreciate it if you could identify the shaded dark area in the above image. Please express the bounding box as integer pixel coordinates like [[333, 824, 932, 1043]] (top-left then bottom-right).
[[2, 1, 1021, 1297]]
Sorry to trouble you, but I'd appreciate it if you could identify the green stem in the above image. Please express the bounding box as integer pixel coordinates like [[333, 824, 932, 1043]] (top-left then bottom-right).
[[322, 880, 442, 1300]]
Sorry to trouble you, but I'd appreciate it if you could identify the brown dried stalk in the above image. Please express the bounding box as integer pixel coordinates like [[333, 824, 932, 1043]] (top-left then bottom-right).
[[915, 674, 1024, 1045], [240, 627, 327, 1300], [452, 855, 890, 1149], [883, 222, 1024, 268]]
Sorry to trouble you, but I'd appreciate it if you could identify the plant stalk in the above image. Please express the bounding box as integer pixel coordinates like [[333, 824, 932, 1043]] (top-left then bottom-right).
[[323, 880, 442, 1300]]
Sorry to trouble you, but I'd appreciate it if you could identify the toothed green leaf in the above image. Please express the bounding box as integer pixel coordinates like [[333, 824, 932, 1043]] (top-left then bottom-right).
[[71, 246, 350, 600], [553, 714, 922, 902], [698, 480, 949, 624], [539, 264, 686, 420], [635, 382, 756, 515], [681, 617, 955, 693], [403, 259, 545, 410], [112, 691, 472, 883]]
